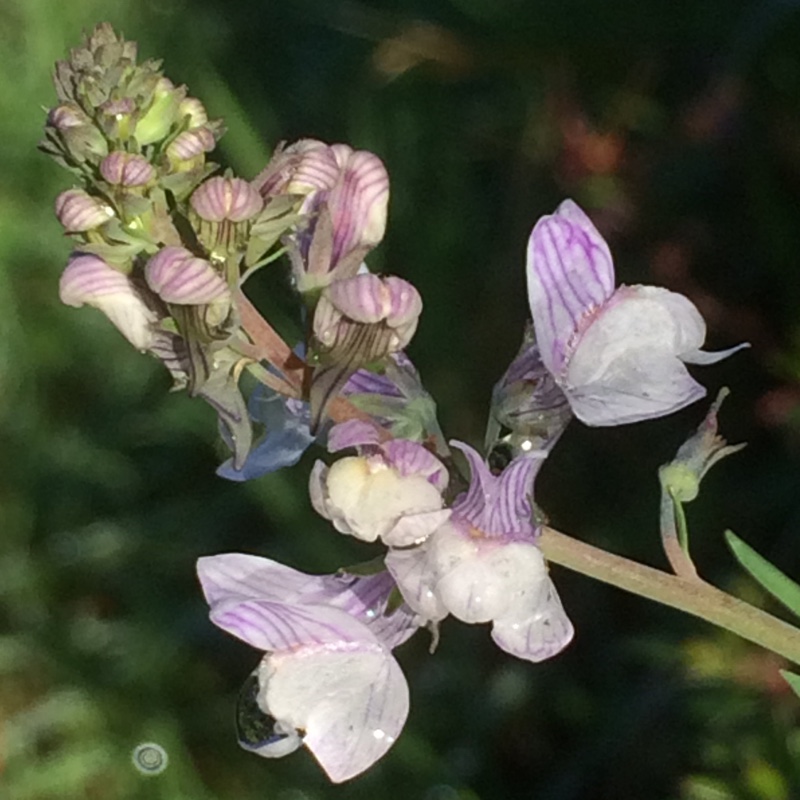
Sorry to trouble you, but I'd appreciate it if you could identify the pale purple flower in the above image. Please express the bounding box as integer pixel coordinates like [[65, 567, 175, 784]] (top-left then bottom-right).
[[526, 200, 748, 426], [197, 553, 416, 783], [310, 419, 450, 547], [59, 253, 156, 350], [386, 442, 573, 664], [253, 139, 389, 290]]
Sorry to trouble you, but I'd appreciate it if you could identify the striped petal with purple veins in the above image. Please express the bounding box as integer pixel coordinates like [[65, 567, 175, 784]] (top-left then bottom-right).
[[526, 199, 615, 376], [286, 142, 341, 195], [450, 441, 542, 540], [327, 147, 389, 265], [190, 176, 264, 222], [325, 274, 389, 323], [55, 189, 113, 231], [323, 274, 421, 329], [100, 152, 155, 187], [167, 127, 216, 160], [197, 553, 419, 650], [198, 551, 413, 781], [211, 598, 377, 651], [252, 139, 339, 199], [383, 277, 423, 328], [145, 246, 229, 305], [59, 253, 156, 350], [383, 439, 448, 490], [327, 419, 383, 452]]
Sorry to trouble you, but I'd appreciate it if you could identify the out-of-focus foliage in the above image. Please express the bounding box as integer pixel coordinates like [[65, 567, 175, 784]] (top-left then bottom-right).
[[4, 0, 800, 797]]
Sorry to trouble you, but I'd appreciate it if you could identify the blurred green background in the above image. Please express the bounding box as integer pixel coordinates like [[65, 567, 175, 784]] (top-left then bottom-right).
[[5, 0, 800, 797]]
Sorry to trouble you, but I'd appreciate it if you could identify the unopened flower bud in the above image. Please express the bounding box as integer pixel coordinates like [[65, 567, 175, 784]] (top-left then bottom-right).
[[190, 176, 264, 223], [59, 253, 156, 350], [98, 97, 137, 139], [61, 124, 109, 161], [315, 274, 422, 352], [178, 97, 208, 128], [145, 246, 229, 305], [167, 127, 216, 162], [659, 388, 746, 504], [135, 77, 179, 145], [47, 103, 90, 131], [99, 97, 136, 117], [54, 189, 114, 232], [309, 277, 422, 429], [100, 152, 155, 187]]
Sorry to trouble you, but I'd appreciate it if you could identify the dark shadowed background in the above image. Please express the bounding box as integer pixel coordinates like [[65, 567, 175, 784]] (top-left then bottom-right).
[[4, 0, 800, 797]]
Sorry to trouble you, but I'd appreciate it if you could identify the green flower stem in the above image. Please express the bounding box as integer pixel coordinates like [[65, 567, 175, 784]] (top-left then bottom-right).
[[540, 526, 800, 666]]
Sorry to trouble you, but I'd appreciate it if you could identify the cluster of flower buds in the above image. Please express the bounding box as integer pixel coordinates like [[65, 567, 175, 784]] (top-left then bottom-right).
[[44, 25, 414, 471], [48, 26, 748, 786]]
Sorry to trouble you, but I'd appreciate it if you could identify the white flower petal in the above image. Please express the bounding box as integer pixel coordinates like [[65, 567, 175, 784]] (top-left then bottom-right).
[[383, 508, 451, 547], [568, 353, 707, 425], [431, 530, 547, 624], [323, 456, 446, 545], [385, 543, 448, 623], [491, 575, 574, 663], [262, 645, 408, 783], [568, 286, 706, 387], [681, 342, 750, 365], [565, 286, 712, 425]]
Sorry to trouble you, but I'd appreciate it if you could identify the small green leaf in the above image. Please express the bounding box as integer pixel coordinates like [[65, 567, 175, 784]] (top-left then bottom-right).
[[725, 529, 800, 618], [780, 669, 800, 700]]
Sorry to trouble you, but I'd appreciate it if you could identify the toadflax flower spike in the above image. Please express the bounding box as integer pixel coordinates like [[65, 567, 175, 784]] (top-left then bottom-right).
[[197, 553, 416, 783], [526, 200, 748, 426]]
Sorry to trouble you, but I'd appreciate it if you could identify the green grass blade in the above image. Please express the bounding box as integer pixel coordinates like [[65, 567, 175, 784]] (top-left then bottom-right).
[[725, 529, 800, 619]]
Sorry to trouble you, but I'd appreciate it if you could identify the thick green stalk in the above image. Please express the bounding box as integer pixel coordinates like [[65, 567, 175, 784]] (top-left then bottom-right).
[[540, 526, 800, 666]]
